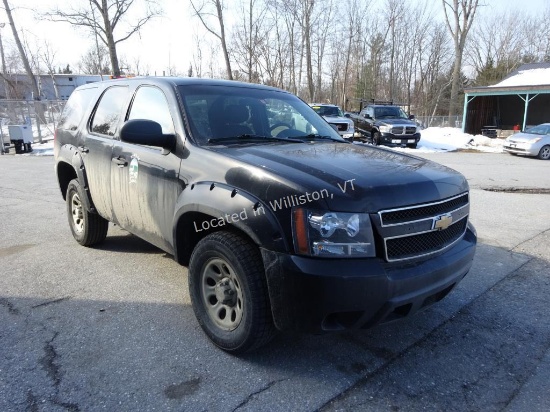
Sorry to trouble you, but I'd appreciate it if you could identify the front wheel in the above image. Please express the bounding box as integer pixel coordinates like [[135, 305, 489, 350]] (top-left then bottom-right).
[[537, 145, 550, 160], [66, 179, 108, 246], [372, 131, 381, 145], [189, 231, 276, 353]]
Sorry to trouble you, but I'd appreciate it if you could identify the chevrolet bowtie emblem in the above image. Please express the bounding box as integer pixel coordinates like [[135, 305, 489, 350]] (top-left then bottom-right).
[[433, 213, 453, 230]]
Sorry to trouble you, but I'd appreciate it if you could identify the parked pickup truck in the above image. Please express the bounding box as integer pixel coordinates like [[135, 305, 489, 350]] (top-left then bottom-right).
[[349, 103, 421, 148], [54, 77, 475, 353]]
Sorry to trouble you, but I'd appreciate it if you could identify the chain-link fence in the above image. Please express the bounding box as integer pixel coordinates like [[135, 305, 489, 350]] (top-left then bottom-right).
[[415, 116, 462, 129], [0, 100, 66, 147]]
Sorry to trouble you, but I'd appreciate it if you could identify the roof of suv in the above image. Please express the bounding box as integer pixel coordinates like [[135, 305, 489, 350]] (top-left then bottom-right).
[[90, 76, 288, 93]]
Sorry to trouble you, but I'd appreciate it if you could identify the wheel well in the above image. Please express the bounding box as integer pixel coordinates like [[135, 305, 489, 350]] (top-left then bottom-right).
[[57, 161, 78, 200], [174, 212, 256, 266]]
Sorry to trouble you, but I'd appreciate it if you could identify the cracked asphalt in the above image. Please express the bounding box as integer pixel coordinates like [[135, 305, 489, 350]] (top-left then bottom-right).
[[1, 152, 549, 411]]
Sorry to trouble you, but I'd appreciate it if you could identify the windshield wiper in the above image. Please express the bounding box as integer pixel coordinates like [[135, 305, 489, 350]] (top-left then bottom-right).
[[208, 134, 304, 144], [300, 134, 343, 142]]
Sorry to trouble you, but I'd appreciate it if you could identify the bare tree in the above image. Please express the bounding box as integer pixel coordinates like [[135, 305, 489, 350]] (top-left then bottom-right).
[[77, 45, 110, 75], [2, 0, 41, 100], [441, 0, 480, 116], [45, 0, 161, 77], [39, 41, 60, 99], [190, 0, 233, 80]]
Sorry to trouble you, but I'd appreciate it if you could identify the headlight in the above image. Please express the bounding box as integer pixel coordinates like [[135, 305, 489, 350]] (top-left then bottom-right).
[[292, 208, 376, 257], [531, 137, 542, 143], [379, 125, 392, 133]]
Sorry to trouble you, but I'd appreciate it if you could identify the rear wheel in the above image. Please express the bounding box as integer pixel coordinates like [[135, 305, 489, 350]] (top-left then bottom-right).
[[66, 179, 108, 246], [189, 231, 276, 353], [537, 145, 550, 160]]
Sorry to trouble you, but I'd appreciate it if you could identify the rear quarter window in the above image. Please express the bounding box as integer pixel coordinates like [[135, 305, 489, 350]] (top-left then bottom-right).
[[57, 87, 98, 131]]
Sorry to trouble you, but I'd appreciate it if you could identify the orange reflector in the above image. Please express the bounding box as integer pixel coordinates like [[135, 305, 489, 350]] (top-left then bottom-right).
[[293, 208, 309, 254]]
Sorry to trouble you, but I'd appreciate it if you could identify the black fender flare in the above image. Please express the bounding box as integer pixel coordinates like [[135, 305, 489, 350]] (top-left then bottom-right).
[[172, 181, 290, 263], [56, 144, 97, 213]]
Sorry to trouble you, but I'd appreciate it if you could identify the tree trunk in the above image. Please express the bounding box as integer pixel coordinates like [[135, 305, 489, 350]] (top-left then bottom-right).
[[216, 0, 233, 80], [3, 0, 40, 100], [101, 0, 120, 76], [304, 1, 314, 101]]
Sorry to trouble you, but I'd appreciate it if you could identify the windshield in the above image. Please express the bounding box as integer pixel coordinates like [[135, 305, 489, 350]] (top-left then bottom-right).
[[310, 105, 344, 117], [178, 85, 343, 145], [525, 124, 550, 135], [374, 106, 409, 119]]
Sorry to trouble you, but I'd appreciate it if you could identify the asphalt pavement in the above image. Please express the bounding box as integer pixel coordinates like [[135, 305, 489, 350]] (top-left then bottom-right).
[[0, 151, 549, 411]]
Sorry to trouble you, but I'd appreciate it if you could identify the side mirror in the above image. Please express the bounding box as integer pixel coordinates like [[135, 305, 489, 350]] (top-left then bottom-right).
[[364, 114, 371, 119], [409, 114, 415, 120], [344, 113, 350, 118], [120, 119, 176, 151]]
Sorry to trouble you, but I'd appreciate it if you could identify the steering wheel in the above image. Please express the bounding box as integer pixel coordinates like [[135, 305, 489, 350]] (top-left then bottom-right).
[[270, 122, 292, 137]]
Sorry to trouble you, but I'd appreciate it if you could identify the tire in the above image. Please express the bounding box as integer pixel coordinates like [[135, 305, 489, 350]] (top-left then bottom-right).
[[189, 231, 276, 353], [537, 145, 550, 160], [66, 179, 108, 246], [372, 131, 380, 146]]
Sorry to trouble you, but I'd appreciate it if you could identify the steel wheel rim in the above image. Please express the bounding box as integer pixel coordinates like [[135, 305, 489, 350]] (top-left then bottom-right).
[[70, 192, 84, 233], [201, 258, 244, 331]]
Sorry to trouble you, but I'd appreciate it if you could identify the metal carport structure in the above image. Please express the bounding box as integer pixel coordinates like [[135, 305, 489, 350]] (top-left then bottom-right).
[[462, 63, 550, 135]]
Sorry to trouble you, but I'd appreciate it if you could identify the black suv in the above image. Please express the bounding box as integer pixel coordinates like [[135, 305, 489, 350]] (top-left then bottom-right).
[[54, 77, 476, 353], [351, 103, 421, 148]]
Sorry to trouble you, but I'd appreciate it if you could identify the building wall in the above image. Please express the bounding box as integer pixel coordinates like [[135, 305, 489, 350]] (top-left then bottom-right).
[[0, 74, 103, 100]]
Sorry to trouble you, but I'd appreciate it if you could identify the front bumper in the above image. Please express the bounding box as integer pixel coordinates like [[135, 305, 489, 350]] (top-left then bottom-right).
[[262, 225, 476, 333], [380, 132, 421, 147], [503, 143, 538, 156]]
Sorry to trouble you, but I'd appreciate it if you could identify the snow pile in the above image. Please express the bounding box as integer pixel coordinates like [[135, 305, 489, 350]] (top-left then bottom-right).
[[491, 67, 550, 88], [357, 127, 504, 154], [414, 127, 504, 153]]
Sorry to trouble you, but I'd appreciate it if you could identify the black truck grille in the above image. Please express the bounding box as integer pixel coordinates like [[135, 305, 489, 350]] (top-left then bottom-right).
[[380, 193, 469, 225], [386, 218, 467, 261], [376, 193, 470, 262], [390, 126, 416, 135]]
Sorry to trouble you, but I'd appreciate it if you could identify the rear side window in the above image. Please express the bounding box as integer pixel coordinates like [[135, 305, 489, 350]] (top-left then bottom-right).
[[57, 87, 98, 131], [90, 86, 128, 137]]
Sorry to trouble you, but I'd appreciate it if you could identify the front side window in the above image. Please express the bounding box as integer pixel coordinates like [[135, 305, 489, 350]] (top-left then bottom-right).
[[127, 86, 175, 135], [90, 86, 128, 137]]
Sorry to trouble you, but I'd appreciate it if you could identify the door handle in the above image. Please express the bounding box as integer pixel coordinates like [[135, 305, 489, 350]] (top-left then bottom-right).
[[112, 156, 128, 167]]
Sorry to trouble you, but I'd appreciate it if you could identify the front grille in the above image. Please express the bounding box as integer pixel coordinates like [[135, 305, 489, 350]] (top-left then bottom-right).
[[331, 122, 349, 132], [390, 126, 416, 135], [376, 193, 470, 262], [391, 126, 404, 134], [380, 193, 469, 225], [386, 218, 467, 261]]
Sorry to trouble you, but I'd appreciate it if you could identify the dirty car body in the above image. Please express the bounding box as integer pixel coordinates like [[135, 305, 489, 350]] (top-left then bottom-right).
[[54, 77, 476, 353]]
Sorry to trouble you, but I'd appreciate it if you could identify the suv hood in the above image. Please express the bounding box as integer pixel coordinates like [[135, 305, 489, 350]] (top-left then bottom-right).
[[212, 143, 468, 212]]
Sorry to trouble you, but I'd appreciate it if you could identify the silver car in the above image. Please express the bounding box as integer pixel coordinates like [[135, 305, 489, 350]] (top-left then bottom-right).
[[503, 123, 550, 160], [309, 103, 355, 140]]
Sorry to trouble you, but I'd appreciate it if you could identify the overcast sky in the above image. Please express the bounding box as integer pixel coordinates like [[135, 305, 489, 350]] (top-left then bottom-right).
[[3, 0, 549, 76]]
